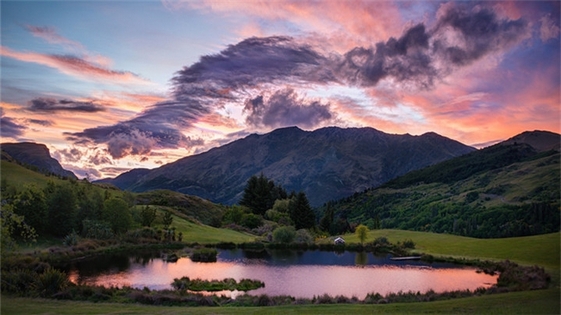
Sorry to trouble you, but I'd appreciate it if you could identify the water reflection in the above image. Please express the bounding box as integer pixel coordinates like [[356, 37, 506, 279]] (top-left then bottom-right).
[[64, 249, 497, 299]]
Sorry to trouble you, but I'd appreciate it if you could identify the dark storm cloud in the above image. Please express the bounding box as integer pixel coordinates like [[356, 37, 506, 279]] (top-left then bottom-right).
[[340, 24, 437, 88], [29, 98, 105, 113], [244, 89, 333, 129], [433, 4, 529, 66], [1, 108, 26, 138]]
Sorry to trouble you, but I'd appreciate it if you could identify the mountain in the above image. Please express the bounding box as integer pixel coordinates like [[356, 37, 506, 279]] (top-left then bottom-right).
[[320, 130, 560, 238], [500, 130, 560, 152], [103, 126, 475, 206], [1, 142, 77, 179], [95, 168, 151, 189]]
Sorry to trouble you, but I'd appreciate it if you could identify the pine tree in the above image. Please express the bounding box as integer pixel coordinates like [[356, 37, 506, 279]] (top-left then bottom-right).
[[289, 192, 316, 230]]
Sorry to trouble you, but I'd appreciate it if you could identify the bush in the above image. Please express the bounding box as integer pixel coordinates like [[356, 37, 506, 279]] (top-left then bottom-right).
[[240, 213, 263, 229], [295, 229, 314, 244], [190, 248, 217, 262], [62, 230, 79, 246], [37, 267, 69, 297], [272, 226, 296, 243]]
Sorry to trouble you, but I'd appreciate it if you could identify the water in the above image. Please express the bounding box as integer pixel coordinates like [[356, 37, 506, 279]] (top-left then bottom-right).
[[65, 249, 497, 299]]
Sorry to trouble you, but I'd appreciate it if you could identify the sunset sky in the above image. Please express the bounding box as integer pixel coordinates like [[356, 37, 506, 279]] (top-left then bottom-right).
[[1, 1, 559, 179]]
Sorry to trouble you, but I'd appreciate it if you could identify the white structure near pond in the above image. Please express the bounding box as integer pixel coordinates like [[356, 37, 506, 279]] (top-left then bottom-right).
[[334, 237, 345, 245]]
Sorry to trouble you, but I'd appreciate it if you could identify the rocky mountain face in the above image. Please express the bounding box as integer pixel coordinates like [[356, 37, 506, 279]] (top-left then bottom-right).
[[1, 142, 77, 179], [103, 126, 475, 206]]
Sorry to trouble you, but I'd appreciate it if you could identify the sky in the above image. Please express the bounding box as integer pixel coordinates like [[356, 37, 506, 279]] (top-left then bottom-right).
[[1, 0, 560, 180]]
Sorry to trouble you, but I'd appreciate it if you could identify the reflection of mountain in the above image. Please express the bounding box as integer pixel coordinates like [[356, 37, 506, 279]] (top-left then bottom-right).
[[99, 126, 474, 207]]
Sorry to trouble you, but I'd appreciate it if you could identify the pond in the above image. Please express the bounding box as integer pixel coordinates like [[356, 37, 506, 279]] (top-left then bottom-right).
[[65, 249, 497, 299]]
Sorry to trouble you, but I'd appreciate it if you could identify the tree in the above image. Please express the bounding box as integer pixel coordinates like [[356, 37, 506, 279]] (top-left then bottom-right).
[[140, 205, 157, 227], [46, 183, 78, 237], [162, 210, 174, 229], [240, 174, 287, 215], [355, 224, 369, 245], [319, 203, 334, 234], [1, 203, 37, 260], [288, 192, 316, 230], [12, 184, 48, 234], [102, 198, 132, 234]]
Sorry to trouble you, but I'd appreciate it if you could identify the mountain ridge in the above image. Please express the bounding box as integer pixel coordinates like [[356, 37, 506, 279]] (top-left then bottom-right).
[[102, 126, 476, 206], [1, 142, 77, 179]]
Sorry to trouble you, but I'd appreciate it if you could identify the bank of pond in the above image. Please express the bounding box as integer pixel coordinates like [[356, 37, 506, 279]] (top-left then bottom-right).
[[1, 243, 551, 307]]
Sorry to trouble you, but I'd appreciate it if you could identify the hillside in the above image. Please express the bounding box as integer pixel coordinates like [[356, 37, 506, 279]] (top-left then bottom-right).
[[1, 142, 77, 179], [321, 131, 560, 238], [101, 126, 474, 206], [0, 159, 224, 227]]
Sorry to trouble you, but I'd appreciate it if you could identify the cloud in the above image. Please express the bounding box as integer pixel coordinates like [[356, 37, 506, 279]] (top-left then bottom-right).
[[244, 89, 334, 129], [67, 107, 205, 159], [433, 3, 530, 67], [55, 147, 83, 163], [25, 25, 86, 52], [68, 2, 531, 159], [0, 46, 147, 84], [539, 13, 560, 42], [28, 98, 106, 113], [0, 108, 27, 138], [172, 36, 334, 100], [27, 119, 53, 126]]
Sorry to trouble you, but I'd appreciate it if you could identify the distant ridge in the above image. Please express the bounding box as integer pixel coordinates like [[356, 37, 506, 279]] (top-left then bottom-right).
[[99, 126, 475, 206], [501, 130, 560, 152], [1, 142, 77, 179]]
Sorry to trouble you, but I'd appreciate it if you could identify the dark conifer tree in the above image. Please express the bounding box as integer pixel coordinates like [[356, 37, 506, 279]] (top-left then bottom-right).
[[289, 192, 316, 230]]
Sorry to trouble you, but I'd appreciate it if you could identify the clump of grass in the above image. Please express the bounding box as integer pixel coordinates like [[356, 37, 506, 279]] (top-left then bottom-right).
[[171, 277, 264, 292], [190, 247, 217, 262]]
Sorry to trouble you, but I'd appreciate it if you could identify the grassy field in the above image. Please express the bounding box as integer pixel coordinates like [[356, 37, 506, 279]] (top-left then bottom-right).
[[2, 288, 559, 314], [0, 160, 65, 189], [169, 212, 255, 244], [343, 230, 560, 271]]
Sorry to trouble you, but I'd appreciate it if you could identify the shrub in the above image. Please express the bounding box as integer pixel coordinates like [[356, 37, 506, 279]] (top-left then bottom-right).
[[295, 229, 314, 244], [62, 230, 79, 246], [37, 267, 69, 297], [190, 248, 217, 262], [272, 226, 296, 243], [240, 213, 263, 229]]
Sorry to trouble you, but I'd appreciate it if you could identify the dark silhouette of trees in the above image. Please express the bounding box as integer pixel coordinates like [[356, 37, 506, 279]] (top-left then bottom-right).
[[46, 183, 78, 237], [289, 192, 316, 230], [239, 173, 287, 215]]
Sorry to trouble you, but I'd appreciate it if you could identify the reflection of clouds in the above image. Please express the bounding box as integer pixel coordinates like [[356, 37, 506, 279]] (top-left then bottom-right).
[[71, 255, 497, 299]]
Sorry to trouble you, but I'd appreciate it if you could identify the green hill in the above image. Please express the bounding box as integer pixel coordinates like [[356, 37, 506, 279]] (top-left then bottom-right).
[[320, 135, 560, 238], [1, 159, 226, 235]]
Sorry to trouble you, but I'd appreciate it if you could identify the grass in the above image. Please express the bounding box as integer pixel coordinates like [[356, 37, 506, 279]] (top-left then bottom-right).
[[168, 212, 255, 244], [344, 229, 561, 287], [2, 288, 559, 314], [1, 160, 65, 189]]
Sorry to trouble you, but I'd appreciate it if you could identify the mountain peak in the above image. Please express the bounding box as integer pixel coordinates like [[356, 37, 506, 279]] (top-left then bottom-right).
[[502, 130, 560, 152], [110, 126, 474, 206]]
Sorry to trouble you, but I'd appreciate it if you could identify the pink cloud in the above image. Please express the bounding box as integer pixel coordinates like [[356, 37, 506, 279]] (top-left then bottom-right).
[[0, 46, 148, 84]]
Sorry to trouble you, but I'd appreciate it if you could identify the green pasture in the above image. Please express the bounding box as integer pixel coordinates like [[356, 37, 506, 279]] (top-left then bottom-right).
[[168, 212, 255, 244], [2, 288, 559, 314]]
